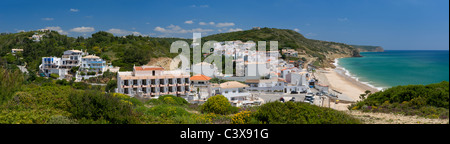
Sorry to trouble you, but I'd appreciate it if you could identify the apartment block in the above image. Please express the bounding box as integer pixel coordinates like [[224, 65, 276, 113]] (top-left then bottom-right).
[[117, 66, 190, 98]]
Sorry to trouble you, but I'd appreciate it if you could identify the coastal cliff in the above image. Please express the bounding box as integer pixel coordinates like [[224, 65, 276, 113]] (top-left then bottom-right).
[[351, 45, 385, 52]]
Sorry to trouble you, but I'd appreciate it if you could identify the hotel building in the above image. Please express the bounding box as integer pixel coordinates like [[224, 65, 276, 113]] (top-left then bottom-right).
[[116, 65, 191, 98]]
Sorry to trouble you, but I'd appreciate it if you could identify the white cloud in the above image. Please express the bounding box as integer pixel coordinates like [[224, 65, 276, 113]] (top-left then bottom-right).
[[338, 18, 348, 22], [70, 26, 95, 33], [46, 26, 68, 35], [154, 25, 213, 34], [192, 28, 214, 33], [70, 8, 79, 12], [199, 22, 216, 26], [216, 22, 235, 27], [190, 5, 209, 8], [145, 22, 150, 25], [228, 28, 243, 32], [185, 20, 194, 24], [16, 30, 25, 33], [42, 18, 54, 21], [294, 28, 300, 32], [107, 28, 144, 36]]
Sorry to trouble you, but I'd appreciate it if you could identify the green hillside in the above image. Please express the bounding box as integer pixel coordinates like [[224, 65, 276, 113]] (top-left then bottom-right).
[[1, 28, 371, 74], [203, 28, 362, 67], [0, 31, 186, 72]]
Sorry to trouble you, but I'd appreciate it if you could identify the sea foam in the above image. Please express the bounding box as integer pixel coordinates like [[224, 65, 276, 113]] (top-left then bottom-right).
[[334, 58, 384, 91]]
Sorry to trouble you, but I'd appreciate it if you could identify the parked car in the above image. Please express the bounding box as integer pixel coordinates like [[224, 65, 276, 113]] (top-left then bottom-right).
[[291, 91, 298, 94], [279, 97, 285, 102], [316, 92, 323, 96], [290, 97, 296, 102], [300, 90, 307, 94], [304, 95, 314, 102]]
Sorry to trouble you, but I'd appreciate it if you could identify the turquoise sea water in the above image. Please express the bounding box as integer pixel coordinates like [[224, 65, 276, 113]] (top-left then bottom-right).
[[336, 50, 449, 90]]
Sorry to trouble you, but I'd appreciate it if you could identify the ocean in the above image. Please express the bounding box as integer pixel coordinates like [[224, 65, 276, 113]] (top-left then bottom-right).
[[336, 50, 449, 90]]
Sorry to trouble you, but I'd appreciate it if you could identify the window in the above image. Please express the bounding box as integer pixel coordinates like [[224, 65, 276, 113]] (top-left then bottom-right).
[[124, 80, 129, 86], [169, 87, 173, 92], [151, 79, 156, 85], [124, 88, 129, 94], [169, 79, 173, 84], [133, 80, 138, 86], [142, 80, 147, 85], [152, 71, 155, 76], [185, 78, 189, 84], [177, 78, 182, 84], [160, 79, 165, 85], [143, 88, 147, 93], [160, 87, 165, 93], [151, 87, 155, 93]]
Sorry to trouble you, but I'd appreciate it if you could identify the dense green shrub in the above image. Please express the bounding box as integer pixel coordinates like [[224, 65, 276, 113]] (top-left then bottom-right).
[[50, 73, 59, 79], [0, 85, 73, 124], [158, 95, 188, 106], [200, 95, 239, 115], [67, 90, 140, 124], [253, 102, 361, 124], [47, 116, 78, 124], [0, 68, 24, 104], [350, 81, 449, 119]]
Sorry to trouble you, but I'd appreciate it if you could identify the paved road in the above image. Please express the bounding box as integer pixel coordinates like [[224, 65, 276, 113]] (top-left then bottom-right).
[[252, 88, 328, 107]]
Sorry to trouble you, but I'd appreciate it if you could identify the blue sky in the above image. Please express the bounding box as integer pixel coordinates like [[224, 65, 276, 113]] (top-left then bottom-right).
[[0, 0, 448, 50]]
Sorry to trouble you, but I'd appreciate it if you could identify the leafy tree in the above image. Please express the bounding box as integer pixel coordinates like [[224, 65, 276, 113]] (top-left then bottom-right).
[[105, 80, 117, 93]]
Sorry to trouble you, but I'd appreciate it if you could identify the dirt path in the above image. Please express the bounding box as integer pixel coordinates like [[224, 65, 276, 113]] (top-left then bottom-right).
[[348, 110, 448, 124]]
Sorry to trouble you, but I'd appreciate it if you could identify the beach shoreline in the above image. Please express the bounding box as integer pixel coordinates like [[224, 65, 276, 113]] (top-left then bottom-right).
[[314, 67, 380, 111]]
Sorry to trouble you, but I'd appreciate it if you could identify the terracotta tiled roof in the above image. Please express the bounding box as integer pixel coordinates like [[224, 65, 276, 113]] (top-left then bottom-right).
[[190, 74, 212, 81], [135, 66, 164, 71], [220, 81, 249, 89]]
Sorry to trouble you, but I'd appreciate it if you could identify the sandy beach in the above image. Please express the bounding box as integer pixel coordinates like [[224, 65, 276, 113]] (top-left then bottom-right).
[[314, 68, 380, 111]]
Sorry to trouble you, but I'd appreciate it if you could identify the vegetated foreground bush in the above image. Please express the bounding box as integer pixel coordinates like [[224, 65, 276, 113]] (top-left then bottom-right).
[[253, 102, 361, 124], [200, 95, 239, 115], [350, 81, 449, 119], [68, 90, 141, 124], [0, 68, 24, 104]]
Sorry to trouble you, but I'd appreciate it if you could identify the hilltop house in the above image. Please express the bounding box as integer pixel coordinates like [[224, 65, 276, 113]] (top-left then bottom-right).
[[116, 65, 190, 98], [39, 56, 66, 78], [39, 50, 86, 79], [80, 55, 107, 73]]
